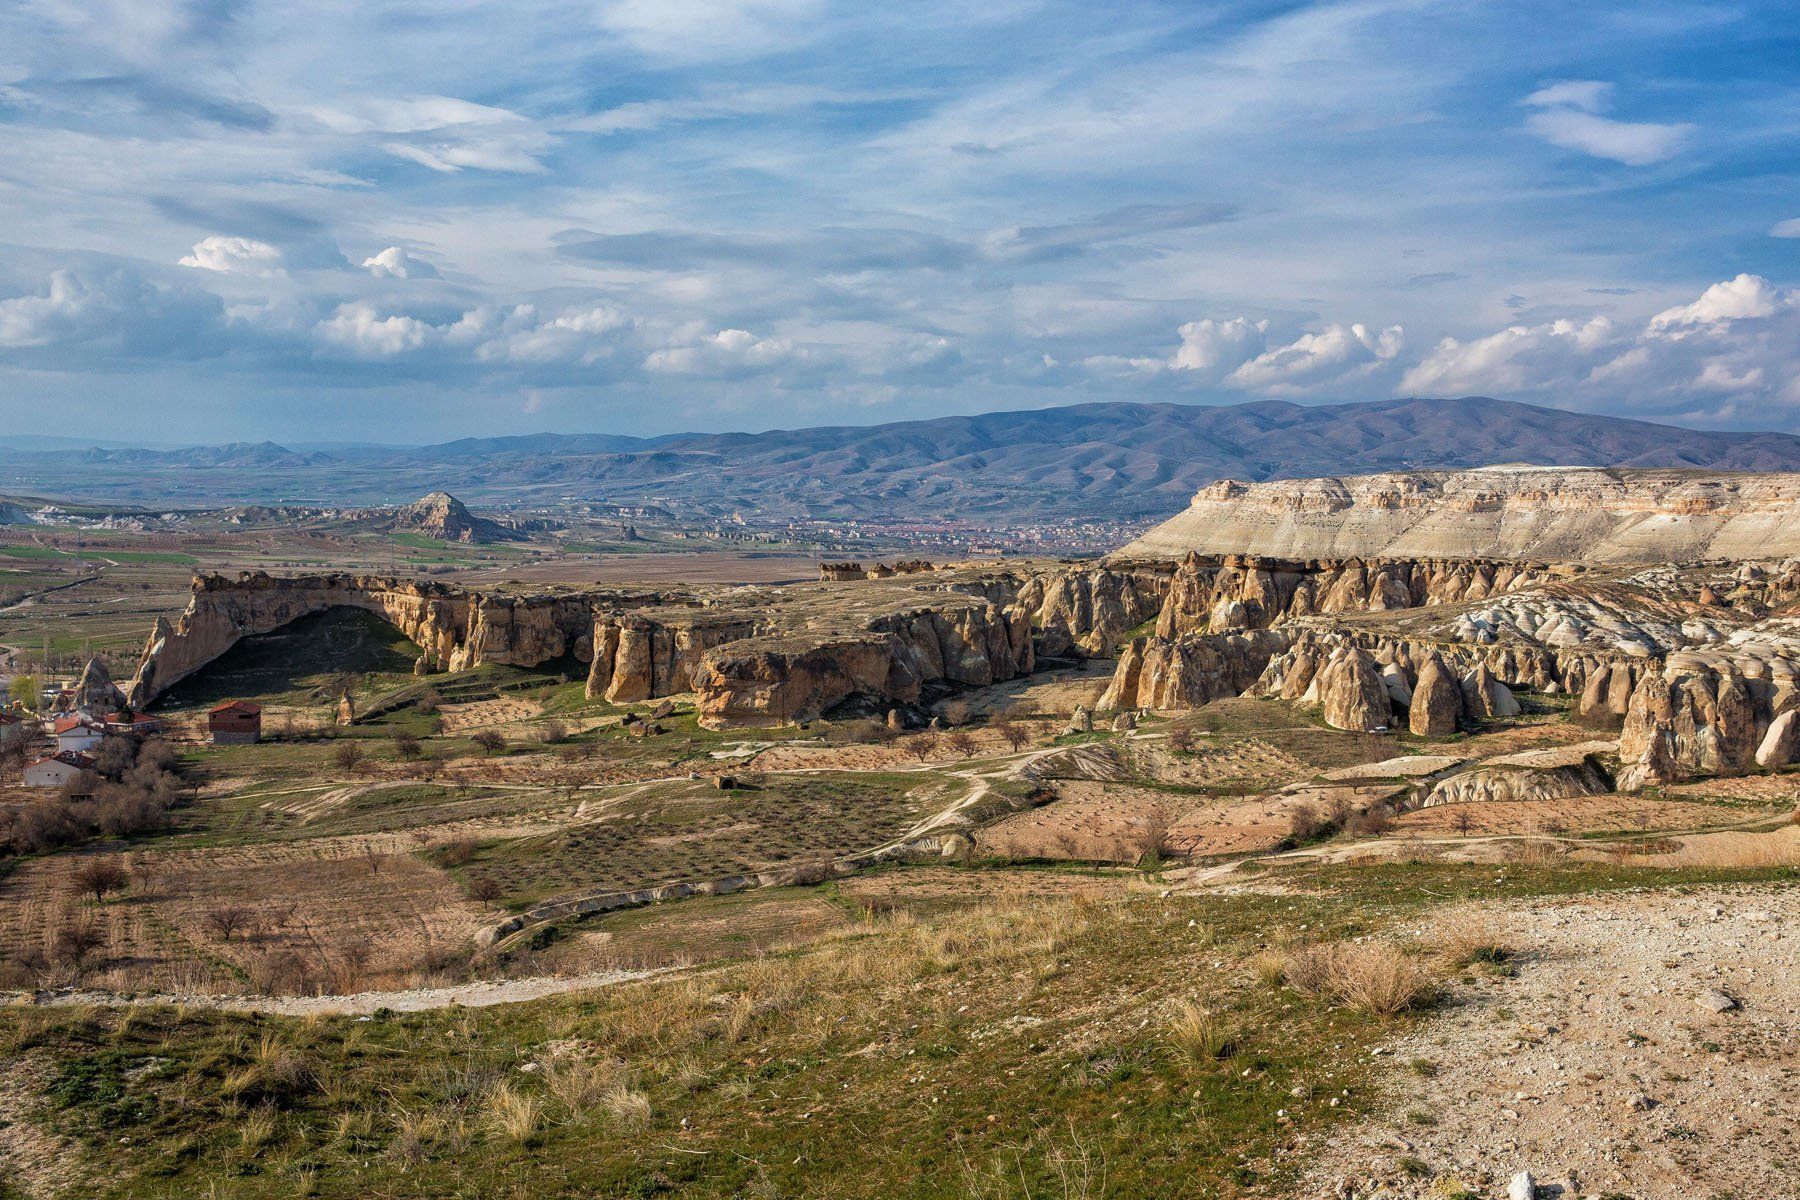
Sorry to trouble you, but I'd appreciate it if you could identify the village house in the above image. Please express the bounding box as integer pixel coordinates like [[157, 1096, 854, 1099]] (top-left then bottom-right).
[[208, 700, 262, 745], [51, 714, 104, 754], [102, 710, 165, 738], [23, 750, 95, 791]]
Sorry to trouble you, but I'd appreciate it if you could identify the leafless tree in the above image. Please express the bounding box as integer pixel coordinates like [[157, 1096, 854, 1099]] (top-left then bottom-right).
[[332, 741, 366, 772], [392, 731, 422, 760], [904, 733, 937, 763], [69, 857, 129, 904], [1166, 725, 1195, 754], [203, 905, 254, 943], [946, 730, 977, 757]]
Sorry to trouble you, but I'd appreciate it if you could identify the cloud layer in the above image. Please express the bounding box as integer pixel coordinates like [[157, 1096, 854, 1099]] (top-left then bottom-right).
[[0, 1, 1797, 440]]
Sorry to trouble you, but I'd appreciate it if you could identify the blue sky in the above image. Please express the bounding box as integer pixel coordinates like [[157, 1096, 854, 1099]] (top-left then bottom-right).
[[1, 0, 1798, 443]]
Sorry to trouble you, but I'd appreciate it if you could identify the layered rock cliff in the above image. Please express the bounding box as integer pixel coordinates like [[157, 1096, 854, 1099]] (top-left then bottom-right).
[[126, 572, 603, 705], [1119, 467, 1800, 564]]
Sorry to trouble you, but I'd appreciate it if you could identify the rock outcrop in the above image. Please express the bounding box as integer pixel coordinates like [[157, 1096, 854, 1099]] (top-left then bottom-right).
[[390, 491, 523, 544], [1119, 467, 1800, 564], [1421, 743, 1614, 807], [1409, 653, 1461, 736]]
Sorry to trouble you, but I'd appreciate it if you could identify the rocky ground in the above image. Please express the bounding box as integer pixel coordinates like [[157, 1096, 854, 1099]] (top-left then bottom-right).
[[1303, 885, 1799, 1200]]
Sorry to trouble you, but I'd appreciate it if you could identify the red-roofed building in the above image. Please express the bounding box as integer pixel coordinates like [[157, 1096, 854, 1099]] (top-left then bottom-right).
[[102, 711, 165, 738], [50, 715, 103, 754], [208, 700, 262, 745]]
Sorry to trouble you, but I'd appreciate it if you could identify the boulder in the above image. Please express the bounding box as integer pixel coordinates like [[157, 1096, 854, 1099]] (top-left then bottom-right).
[[1754, 709, 1799, 769]]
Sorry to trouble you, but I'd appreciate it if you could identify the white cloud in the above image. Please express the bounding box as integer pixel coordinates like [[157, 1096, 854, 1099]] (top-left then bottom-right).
[[1226, 322, 1404, 391], [1400, 316, 1614, 395], [361, 246, 437, 279], [1086, 315, 1402, 395], [645, 327, 809, 378], [1171, 317, 1268, 378], [1400, 275, 1800, 412], [178, 236, 285, 276], [1521, 80, 1691, 165], [0, 266, 225, 355], [314, 302, 433, 356], [596, 0, 823, 63], [1648, 273, 1783, 330], [1773, 219, 1800, 239]]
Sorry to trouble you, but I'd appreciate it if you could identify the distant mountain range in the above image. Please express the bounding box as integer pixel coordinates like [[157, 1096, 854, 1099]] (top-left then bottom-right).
[[6, 397, 1800, 522]]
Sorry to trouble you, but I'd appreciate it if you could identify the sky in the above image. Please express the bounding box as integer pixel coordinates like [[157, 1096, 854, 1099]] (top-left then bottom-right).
[[1, 0, 1798, 444]]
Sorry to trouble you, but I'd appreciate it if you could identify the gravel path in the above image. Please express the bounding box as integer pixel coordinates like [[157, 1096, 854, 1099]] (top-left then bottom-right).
[[23, 966, 665, 1016], [1303, 885, 1799, 1199]]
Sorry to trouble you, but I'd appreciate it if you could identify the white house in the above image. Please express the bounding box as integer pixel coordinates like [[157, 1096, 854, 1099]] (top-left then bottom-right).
[[51, 715, 104, 754], [23, 751, 95, 790]]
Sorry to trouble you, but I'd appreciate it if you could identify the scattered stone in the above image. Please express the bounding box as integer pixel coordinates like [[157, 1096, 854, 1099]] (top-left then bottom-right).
[[1507, 1169, 1537, 1200], [1695, 989, 1739, 1013]]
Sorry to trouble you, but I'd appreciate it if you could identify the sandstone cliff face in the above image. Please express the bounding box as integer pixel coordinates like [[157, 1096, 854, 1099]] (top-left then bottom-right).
[[127, 572, 598, 706], [1099, 630, 1284, 711], [1119, 467, 1800, 564], [690, 600, 1034, 728], [586, 612, 762, 703], [1015, 567, 1167, 656]]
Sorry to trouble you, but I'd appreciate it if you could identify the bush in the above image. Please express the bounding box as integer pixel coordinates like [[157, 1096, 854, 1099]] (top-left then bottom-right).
[[332, 741, 367, 772], [1280, 941, 1438, 1015], [471, 731, 507, 757], [541, 720, 568, 745], [392, 731, 423, 760], [69, 857, 129, 903], [1165, 1000, 1235, 1061]]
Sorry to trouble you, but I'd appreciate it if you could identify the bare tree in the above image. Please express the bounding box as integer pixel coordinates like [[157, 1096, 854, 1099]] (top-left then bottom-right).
[[994, 719, 1030, 753], [392, 731, 422, 760], [1166, 725, 1195, 754], [52, 919, 104, 965], [469, 875, 503, 903], [471, 730, 506, 757], [540, 719, 568, 745], [70, 858, 129, 904], [127, 851, 163, 899], [946, 729, 977, 757], [203, 905, 254, 943], [332, 741, 366, 772], [903, 733, 938, 763]]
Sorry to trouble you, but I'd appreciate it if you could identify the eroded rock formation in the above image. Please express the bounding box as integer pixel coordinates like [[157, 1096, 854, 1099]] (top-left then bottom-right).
[[1120, 467, 1800, 564]]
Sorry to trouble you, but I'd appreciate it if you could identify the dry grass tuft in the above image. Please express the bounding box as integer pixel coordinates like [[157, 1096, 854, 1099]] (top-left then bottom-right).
[[1165, 1000, 1235, 1061], [1430, 910, 1513, 968], [1279, 940, 1438, 1015], [483, 1083, 541, 1144]]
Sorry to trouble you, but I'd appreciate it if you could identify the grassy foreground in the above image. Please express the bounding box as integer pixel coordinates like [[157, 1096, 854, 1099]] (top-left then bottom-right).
[[4, 861, 1793, 1199]]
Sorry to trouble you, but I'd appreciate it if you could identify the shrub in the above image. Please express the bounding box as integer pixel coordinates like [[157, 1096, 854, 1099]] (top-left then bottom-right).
[[540, 720, 568, 745], [392, 732, 423, 760], [945, 730, 977, 757], [1280, 941, 1437, 1015], [469, 875, 503, 903], [332, 741, 367, 772]]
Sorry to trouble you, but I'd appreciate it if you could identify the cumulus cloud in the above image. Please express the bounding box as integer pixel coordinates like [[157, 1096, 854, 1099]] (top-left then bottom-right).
[[1171, 317, 1267, 378], [645, 328, 811, 378], [1401, 274, 1800, 413], [1400, 316, 1614, 395], [1521, 80, 1691, 165], [361, 246, 438, 279], [0, 267, 227, 357], [1089, 315, 1401, 395], [1226, 323, 1405, 391], [314, 302, 434, 356], [178, 235, 285, 276]]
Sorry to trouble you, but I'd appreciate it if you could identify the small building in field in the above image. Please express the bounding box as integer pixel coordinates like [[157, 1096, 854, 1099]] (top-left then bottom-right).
[[208, 700, 262, 745], [24, 751, 96, 791], [51, 715, 104, 754]]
